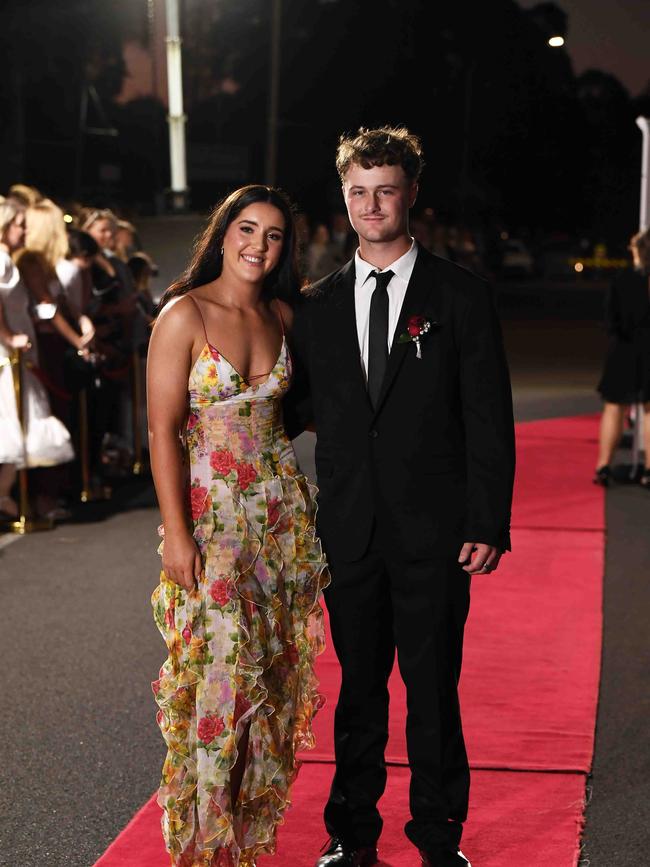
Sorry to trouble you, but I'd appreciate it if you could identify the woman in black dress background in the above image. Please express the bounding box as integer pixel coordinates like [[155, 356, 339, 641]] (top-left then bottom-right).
[[595, 228, 650, 486]]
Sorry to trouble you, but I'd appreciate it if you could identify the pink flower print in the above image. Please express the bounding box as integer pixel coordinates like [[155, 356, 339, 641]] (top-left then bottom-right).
[[210, 449, 236, 476], [208, 345, 221, 362], [164, 607, 175, 629], [236, 461, 258, 491], [186, 411, 199, 431], [214, 849, 235, 867], [267, 497, 282, 529], [190, 485, 209, 520], [182, 624, 192, 645], [197, 713, 225, 744], [152, 679, 161, 695], [210, 579, 230, 607]]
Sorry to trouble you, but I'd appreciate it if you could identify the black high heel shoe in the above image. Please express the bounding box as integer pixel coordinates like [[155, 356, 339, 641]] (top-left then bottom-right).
[[593, 465, 611, 487]]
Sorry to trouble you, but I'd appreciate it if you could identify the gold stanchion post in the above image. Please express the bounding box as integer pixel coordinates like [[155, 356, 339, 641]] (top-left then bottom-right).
[[131, 351, 147, 475], [78, 385, 111, 503], [5, 348, 53, 533], [79, 387, 91, 503]]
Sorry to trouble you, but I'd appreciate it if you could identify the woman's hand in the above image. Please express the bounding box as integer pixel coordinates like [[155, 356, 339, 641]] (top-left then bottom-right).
[[79, 315, 95, 339], [75, 329, 95, 351], [9, 333, 31, 350], [162, 528, 203, 592]]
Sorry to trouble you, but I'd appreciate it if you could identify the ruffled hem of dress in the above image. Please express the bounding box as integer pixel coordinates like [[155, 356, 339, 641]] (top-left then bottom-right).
[[152, 470, 330, 866]]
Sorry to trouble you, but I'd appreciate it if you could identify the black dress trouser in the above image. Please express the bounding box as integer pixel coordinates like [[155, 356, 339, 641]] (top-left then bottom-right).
[[322, 523, 471, 854]]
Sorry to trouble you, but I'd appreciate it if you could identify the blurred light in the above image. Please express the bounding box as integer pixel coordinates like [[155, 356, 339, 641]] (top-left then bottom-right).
[[500, 231, 509, 241], [63, 214, 73, 224], [548, 36, 565, 47], [574, 262, 584, 273], [424, 207, 434, 216]]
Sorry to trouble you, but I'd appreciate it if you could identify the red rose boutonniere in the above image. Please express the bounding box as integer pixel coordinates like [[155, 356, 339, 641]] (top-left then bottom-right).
[[397, 314, 437, 359]]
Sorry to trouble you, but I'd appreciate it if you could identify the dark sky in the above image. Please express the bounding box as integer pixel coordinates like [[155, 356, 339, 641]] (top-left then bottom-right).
[[519, 0, 649, 96]]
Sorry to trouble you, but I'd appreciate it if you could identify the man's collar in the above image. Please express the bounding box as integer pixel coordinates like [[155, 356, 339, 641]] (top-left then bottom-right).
[[355, 239, 418, 285]]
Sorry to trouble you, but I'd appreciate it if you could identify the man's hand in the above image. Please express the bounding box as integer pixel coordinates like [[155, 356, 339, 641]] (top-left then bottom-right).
[[458, 542, 502, 574]]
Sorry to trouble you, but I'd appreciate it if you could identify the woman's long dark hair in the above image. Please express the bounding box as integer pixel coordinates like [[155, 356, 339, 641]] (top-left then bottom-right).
[[157, 185, 301, 312]]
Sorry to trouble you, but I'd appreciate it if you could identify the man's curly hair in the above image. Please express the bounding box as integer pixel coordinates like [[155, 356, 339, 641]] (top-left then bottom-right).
[[336, 126, 424, 183]]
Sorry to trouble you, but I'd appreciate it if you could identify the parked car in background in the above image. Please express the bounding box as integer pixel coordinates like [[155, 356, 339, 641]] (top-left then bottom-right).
[[537, 239, 580, 281], [499, 238, 535, 278]]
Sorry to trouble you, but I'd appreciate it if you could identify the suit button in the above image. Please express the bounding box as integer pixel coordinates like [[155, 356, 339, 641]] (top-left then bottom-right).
[[368, 429, 378, 438]]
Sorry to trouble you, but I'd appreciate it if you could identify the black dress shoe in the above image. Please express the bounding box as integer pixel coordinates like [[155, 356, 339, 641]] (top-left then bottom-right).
[[420, 849, 472, 867], [316, 837, 378, 866]]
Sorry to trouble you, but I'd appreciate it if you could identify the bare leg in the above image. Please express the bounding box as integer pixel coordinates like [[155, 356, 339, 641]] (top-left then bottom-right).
[[596, 402, 627, 470], [0, 464, 18, 517], [643, 403, 650, 473]]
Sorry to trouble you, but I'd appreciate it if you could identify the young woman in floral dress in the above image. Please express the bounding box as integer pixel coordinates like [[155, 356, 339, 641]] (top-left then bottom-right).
[[147, 185, 329, 867]]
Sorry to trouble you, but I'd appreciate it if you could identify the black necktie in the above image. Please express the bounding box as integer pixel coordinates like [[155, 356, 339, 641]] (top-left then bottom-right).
[[367, 269, 394, 409]]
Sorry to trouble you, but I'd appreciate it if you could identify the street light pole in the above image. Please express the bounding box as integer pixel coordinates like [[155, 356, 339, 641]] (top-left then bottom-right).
[[636, 116, 650, 231], [165, 0, 188, 211], [265, 0, 281, 186]]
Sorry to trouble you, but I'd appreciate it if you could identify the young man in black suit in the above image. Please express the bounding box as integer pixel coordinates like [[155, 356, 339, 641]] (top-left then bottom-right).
[[285, 127, 516, 867]]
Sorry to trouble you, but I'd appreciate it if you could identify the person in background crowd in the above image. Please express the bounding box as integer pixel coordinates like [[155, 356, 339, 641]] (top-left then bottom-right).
[[17, 199, 95, 425], [115, 219, 140, 262], [7, 183, 42, 207], [431, 224, 454, 261], [0, 198, 74, 521], [128, 251, 157, 334], [80, 207, 139, 455], [410, 213, 433, 251], [594, 227, 650, 488], [306, 222, 341, 281], [330, 211, 356, 263], [56, 230, 97, 339]]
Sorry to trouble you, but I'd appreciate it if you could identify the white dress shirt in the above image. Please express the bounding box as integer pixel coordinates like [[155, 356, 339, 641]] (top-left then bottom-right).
[[354, 240, 419, 380]]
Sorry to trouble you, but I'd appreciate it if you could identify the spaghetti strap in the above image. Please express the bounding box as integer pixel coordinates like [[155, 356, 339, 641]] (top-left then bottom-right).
[[273, 299, 286, 336], [186, 294, 210, 347]]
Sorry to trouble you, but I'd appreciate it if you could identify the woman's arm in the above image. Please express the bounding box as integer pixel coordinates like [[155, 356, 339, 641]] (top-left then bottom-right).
[[19, 254, 92, 351], [0, 301, 31, 349], [147, 296, 203, 591]]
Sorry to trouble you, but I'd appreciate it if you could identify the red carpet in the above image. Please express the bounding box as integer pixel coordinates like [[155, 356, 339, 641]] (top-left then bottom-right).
[[97, 769, 586, 867], [95, 415, 602, 867]]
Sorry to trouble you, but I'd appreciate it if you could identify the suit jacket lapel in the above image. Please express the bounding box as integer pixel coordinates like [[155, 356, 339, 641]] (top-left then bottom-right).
[[372, 250, 437, 418]]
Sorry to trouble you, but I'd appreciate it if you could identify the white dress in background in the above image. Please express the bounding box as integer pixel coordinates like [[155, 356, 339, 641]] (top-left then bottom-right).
[[0, 250, 74, 469]]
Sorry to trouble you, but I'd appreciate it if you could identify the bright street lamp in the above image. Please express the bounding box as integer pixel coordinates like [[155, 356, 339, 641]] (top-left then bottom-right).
[[548, 35, 565, 47]]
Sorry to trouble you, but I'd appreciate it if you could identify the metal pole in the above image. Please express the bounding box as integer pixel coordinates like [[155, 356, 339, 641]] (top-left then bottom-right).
[[637, 117, 650, 231], [630, 116, 650, 476], [165, 0, 188, 210], [265, 0, 282, 186], [131, 351, 145, 475]]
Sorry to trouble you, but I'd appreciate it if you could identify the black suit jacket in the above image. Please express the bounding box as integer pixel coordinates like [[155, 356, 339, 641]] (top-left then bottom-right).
[[284, 246, 516, 562]]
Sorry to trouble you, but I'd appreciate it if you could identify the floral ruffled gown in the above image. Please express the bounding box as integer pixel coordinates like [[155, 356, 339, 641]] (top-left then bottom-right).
[[152, 328, 329, 867]]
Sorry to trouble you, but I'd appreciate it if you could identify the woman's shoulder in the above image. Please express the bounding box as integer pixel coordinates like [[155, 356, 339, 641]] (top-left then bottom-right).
[[156, 292, 203, 330]]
